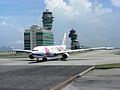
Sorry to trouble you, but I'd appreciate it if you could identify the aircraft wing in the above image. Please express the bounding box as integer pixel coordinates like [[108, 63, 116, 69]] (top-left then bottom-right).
[[60, 47, 108, 54], [52, 49, 92, 55], [13, 49, 32, 53]]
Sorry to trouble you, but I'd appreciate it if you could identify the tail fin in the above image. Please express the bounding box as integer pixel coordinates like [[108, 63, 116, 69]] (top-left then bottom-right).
[[62, 33, 67, 45]]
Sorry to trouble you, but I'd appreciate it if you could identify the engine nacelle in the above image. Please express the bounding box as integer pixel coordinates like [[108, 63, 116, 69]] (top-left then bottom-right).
[[62, 53, 69, 60], [29, 54, 34, 59]]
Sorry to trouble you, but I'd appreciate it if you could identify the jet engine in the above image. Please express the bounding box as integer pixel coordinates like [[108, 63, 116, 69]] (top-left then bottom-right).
[[61, 53, 69, 60], [29, 54, 34, 59]]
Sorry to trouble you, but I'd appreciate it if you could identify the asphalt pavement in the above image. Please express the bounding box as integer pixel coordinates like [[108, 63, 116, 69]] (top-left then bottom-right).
[[63, 68, 120, 90], [0, 65, 92, 90], [0, 50, 120, 90]]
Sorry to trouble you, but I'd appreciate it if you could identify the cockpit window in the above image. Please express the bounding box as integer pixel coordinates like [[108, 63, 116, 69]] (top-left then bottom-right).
[[33, 50, 38, 51]]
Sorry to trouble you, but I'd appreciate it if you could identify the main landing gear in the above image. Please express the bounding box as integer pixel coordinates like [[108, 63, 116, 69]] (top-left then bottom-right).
[[42, 57, 47, 61], [36, 57, 47, 62]]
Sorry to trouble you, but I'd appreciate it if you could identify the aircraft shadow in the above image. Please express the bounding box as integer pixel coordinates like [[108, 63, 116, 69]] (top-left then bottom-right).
[[28, 58, 64, 64], [68, 58, 91, 60]]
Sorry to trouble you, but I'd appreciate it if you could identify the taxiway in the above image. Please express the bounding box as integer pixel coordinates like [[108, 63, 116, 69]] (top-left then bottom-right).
[[0, 49, 120, 90]]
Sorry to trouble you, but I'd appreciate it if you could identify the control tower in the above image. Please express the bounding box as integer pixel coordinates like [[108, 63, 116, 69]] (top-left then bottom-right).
[[24, 9, 54, 50], [42, 9, 54, 30], [69, 28, 80, 50]]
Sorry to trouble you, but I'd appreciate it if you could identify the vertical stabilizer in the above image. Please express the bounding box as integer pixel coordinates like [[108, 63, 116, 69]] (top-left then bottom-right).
[[62, 33, 67, 45]]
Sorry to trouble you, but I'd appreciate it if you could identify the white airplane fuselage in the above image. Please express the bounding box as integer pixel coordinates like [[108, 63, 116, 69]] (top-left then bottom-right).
[[14, 33, 69, 61], [30, 45, 66, 59]]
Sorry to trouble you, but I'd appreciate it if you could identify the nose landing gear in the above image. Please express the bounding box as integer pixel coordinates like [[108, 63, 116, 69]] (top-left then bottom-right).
[[42, 57, 47, 61], [36, 57, 47, 62]]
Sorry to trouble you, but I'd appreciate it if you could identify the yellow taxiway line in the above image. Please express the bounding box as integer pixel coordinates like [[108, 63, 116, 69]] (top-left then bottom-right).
[[50, 66, 95, 90]]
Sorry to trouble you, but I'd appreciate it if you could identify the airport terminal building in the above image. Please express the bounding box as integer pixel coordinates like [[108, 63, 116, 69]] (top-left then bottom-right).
[[24, 9, 54, 50]]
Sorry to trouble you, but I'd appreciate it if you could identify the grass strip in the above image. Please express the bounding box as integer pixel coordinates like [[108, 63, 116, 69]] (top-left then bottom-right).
[[115, 51, 120, 55], [95, 63, 120, 69]]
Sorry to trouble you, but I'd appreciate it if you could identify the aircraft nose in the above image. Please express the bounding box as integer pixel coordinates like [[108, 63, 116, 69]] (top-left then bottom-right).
[[31, 51, 37, 55], [32, 51, 38, 54]]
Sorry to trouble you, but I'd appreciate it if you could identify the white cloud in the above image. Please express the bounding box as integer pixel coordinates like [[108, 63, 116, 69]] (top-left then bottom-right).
[[111, 0, 120, 7], [0, 20, 14, 30], [0, 20, 8, 26], [0, 16, 14, 19], [44, 0, 112, 18], [94, 3, 112, 15], [0, 17, 15, 27], [44, 0, 120, 47], [69, 0, 92, 15], [44, 0, 95, 20], [0, 16, 24, 32], [44, 0, 113, 29], [44, 0, 75, 19], [0, 16, 25, 48]]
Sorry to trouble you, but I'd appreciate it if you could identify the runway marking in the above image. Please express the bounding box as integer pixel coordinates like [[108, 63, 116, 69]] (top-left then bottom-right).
[[50, 66, 95, 90]]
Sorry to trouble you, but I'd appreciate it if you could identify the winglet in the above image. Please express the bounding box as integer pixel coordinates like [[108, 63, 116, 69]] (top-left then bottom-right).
[[62, 33, 67, 45]]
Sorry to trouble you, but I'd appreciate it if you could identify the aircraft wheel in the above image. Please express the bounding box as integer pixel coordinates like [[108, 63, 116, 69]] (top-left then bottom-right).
[[42, 57, 47, 61]]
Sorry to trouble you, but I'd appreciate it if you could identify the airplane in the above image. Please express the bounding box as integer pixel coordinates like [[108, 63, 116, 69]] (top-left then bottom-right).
[[14, 33, 105, 62], [14, 33, 70, 62]]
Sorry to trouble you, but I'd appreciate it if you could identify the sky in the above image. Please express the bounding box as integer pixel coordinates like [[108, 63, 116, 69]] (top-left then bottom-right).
[[0, 0, 120, 48]]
